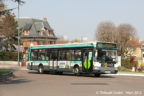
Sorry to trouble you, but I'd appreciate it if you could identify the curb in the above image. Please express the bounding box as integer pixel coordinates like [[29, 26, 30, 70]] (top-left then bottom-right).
[[106, 73, 144, 77], [20, 67, 28, 71]]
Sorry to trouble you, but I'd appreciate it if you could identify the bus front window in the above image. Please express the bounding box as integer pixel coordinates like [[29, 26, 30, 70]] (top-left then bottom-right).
[[105, 50, 117, 63], [97, 49, 117, 63]]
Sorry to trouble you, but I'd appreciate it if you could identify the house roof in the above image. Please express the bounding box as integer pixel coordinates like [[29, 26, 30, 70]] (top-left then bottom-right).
[[23, 23, 32, 30], [15, 18, 57, 39]]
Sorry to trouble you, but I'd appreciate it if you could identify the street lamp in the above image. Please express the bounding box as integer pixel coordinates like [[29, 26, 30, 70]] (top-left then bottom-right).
[[17, 1, 20, 66], [13, 0, 24, 66]]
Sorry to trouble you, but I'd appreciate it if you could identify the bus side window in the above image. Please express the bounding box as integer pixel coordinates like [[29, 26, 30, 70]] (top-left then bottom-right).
[[71, 50, 75, 61], [38, 53, 45, 60], [51, 50, 57, 60], [66, 50, 71, 60], [74, 50, 81, 61], [38, 49, 46, 61], [46, 50, 50, 61], [45, 55, 49, 61], [31, 49, 38, 61], [59, 50, 65, 60]]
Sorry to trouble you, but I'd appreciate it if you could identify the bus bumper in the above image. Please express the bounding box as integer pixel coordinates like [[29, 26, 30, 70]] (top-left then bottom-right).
[[93, 67, 118, 74]]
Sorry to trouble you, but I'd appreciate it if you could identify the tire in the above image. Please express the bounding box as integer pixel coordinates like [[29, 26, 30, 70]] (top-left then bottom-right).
[[58, 72, 63, 75], [73, 67, 80, 76], [38, 65, 44, 74], [56, 72, 63, 75], [94, 73, 101, 77]]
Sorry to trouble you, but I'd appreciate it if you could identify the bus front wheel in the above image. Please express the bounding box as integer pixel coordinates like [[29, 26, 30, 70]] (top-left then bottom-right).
[[94, 73, 101, 77], [38, 65, 44, 74]]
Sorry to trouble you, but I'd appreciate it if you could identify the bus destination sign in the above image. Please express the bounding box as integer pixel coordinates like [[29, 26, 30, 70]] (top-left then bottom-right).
[[97, 43, 117, 49]]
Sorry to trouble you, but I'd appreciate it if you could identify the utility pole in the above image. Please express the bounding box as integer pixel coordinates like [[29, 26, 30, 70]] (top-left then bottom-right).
[[17, 1, 20, 66]]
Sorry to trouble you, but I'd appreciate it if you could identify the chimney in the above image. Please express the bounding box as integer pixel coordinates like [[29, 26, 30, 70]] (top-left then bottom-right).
[[43, 17, 47, 21]]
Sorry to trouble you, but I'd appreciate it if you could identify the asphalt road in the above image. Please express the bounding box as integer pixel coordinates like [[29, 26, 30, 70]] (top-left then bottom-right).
[[0, 70, 144, 96]]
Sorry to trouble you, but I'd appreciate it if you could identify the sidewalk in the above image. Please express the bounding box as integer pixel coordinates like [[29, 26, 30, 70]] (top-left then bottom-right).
[[0, 64, 28, 71], [107, 72, 144, 77]]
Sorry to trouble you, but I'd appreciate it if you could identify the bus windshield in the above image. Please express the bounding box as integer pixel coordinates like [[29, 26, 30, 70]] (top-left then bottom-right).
[[97, 49, 117, 63]]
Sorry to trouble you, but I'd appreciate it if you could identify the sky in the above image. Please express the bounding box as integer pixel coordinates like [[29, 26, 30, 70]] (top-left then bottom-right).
[[5, 0, 144, 41]]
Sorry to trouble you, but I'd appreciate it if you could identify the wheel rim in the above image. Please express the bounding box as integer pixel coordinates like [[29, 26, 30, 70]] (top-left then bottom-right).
[[39, 67, 43, 73], [74, 68, 79, 74]]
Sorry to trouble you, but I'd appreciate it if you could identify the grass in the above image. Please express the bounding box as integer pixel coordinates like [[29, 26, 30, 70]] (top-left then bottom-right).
[[0, 69, 11, 75], [118, 66, 132, 72], [118, 66, 144, 73]]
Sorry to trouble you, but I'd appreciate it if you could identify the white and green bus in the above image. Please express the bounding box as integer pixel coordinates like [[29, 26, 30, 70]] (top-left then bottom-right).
[[27, 41, 118, 76]]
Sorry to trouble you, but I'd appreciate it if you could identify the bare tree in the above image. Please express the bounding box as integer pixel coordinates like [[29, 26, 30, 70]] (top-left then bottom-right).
[[96, 21, 116, 42], [96, 22, 139, 58], [0, 1, 19, 16], [116, 24, 137, 58], [12, 0, 25, 5]]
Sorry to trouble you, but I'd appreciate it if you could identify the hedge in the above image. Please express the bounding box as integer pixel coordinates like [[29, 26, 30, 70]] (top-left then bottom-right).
[[121, 59, 132, 69], [0, 52, 23, 61], [121, 58, 138, 69]]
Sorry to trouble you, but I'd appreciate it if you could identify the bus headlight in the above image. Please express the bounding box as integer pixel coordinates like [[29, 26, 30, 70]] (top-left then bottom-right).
[[94, 66, 100, 70], [114, 63, 118, 67], [93, 62, 101, 69]]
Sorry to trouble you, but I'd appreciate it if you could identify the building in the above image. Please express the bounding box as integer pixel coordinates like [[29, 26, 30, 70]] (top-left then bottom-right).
[[17, 18, 57, 60]]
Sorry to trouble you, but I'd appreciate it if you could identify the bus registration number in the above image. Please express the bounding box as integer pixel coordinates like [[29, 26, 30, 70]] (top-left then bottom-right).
[[105, 71, 111, 73]]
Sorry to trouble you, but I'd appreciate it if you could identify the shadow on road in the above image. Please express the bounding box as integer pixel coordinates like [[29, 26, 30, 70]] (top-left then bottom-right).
[[0, 79, 31, 85], [71, 82, 109, 85], [59, 73, 115, 78], [28, 71, 115, 78]]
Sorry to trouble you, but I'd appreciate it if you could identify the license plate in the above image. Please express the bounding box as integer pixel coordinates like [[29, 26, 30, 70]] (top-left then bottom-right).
[[105, 71, 111, 73]]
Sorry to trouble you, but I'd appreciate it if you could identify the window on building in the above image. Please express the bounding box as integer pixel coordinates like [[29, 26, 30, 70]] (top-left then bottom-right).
[[40, 30, 44, 35], [39, 41, 43, 45], [46, 30, 49, 36], [37, 31, 40, 35], [24, 30, 30, 35], [50, 41, 54, 44], [30, 41, 33, 46], [49, 31, 54, 36]]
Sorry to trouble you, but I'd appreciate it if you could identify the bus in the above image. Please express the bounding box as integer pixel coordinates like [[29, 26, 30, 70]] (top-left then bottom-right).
[[27, 41, 118, 76]]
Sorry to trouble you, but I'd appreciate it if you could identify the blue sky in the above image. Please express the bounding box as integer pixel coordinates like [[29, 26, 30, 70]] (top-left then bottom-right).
[[5, 0, 144, 41]]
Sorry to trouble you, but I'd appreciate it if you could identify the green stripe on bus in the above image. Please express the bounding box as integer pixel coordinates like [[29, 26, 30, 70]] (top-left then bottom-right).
[[71, 61, 81, 64], [33, 61, 48, 63], [30, 44, 95, 50]]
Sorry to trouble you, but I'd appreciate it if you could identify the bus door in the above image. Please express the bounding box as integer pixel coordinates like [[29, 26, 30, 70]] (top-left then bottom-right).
[[82, 49, 93, 72], [49, 50, 58, 70]]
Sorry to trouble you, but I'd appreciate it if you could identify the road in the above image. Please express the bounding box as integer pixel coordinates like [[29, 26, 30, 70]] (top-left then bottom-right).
[[0, 70, 144, 96]]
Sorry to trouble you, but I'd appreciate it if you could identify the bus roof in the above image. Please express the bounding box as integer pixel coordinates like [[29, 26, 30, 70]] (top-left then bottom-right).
[[30, 41, 97, 49], [29, 41, 117, 50]]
